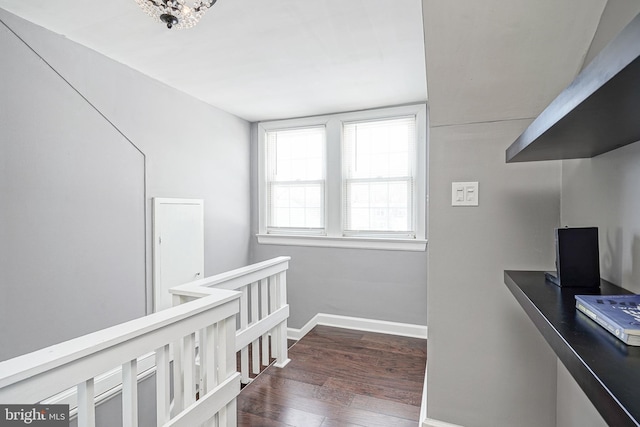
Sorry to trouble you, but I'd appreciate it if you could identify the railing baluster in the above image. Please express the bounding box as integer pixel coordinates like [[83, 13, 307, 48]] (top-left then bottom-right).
[[269, 275, 278, 358], [198, 328, 207, 396], [155, 344, 171, 427], [77, 378, 95, 427], [122, 359, 138, 427], [204, 322, 218, 427], [218, 316, 237, 427], [250, 281, 260, 374], [240, 286, 250, 383], [275, 271, 290, 367], [226, 316, 238, 427], [182, 332, 196, 408], [260, 278, 270, 366], [171, 296, 184, 418], [172, 340, 183, 417]]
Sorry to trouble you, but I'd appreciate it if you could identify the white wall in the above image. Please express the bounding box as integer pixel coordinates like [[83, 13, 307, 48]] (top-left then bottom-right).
[[426, 120, 561, 427], [248, 123, 428, 329], [0, 9, 251, 360]]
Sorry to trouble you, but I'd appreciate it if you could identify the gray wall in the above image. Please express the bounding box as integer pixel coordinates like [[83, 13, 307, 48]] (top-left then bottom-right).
[[248, 123, 428, 329], [0, 9, 251, 360], [556, 360, 606, 427], [556, 3, 640, 425], [561, 143, 640, 295], [558, 139, 640, 427], [0, 13, 146, 360], [426, 120, 561, 427], [582, 0, 640, 69]]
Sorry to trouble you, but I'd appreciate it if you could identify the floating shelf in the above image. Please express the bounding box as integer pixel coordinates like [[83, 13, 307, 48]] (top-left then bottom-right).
[[504, 271, 640, 426], [506, 13, 640, 163]]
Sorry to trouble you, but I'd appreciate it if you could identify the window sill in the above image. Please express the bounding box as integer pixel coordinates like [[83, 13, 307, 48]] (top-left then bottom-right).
[[256, 234, 427, 251]]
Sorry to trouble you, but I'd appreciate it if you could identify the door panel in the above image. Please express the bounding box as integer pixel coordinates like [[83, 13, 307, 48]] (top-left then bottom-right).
[[153, 198, 204, 311]]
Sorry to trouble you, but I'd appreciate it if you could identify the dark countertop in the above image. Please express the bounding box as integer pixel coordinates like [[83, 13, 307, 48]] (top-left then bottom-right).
[[504, 271, 640, 426]]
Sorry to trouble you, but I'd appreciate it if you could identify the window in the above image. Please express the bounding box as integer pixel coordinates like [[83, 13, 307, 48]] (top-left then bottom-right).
[[257, 104, 427, 251], [266, 127, 325, 233], [343, 117, 416, 237]]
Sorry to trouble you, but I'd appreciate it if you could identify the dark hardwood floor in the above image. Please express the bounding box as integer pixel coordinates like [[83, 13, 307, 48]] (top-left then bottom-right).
[[237, 325, 427, 427]]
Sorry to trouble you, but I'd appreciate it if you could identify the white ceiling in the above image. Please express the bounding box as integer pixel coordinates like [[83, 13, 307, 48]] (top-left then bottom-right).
[[0, 0, 611, 127], [0, 0, 427, 122]]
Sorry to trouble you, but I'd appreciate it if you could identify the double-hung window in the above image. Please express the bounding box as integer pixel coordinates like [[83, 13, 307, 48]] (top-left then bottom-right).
[[258, 104, 427, 251], [343, 117, 416, 238], [265, 127, 326, 234]]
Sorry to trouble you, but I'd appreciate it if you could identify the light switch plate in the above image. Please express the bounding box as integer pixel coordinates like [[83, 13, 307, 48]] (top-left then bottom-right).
[[452, 182, 479, 206]]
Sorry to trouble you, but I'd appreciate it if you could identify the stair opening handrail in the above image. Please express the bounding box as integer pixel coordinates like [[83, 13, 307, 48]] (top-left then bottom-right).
[[0, 256, 292, 427], [171, 256, 291, 385], [0, 288, 241, 426]]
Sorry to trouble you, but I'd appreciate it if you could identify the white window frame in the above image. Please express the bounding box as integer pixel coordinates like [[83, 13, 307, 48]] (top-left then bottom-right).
[[257, 104, 427, 251]]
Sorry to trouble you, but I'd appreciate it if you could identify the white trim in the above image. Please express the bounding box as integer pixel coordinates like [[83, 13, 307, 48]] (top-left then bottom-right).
[[420, 362, 466, 427], [423, 419, 465, 427], [257, 233, 427, 251], [420, 360, 428, 424], [287, 313, 428, 341]]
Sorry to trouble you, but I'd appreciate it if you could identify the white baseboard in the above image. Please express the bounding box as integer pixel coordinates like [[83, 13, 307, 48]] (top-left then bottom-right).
[[418, 362, 463, 427], [422, 418, 465, 427], [288, 313, 428, 341], [420, 361, 428, 423]]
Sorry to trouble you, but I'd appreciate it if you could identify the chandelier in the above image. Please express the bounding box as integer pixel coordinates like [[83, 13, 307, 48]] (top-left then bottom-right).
[[135, 0, 218, 29]]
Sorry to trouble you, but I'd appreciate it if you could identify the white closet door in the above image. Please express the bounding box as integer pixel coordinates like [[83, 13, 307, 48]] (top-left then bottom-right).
[[153, 198, 204, 311]]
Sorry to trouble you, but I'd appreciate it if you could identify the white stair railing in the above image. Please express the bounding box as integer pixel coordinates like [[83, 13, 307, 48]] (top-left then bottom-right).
[[170, 256, 291, 386], [0, 288, 241, 427], [0, 257, 291, 427]]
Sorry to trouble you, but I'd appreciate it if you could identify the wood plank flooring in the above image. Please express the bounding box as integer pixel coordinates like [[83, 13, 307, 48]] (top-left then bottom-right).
[[237, 325, 427, 427]]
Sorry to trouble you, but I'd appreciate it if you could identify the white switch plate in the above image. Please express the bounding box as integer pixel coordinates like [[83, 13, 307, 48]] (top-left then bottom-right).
[[452, 182, 479, 206]]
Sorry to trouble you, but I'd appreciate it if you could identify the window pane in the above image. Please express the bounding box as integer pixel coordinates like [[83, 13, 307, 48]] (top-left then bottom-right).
[[388, 182, 408, 207], [350, 207, 370, 230], [345, 180, 411, 232], [345, 118, 413, 180], [269, 183, 324, 229], [350, 183, 369, 207], [268, 127, 324, 181]]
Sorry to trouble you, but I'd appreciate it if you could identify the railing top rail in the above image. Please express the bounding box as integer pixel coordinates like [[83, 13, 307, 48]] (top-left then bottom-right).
[[170, 256, 290, 297], [0, 288, 240, 391]]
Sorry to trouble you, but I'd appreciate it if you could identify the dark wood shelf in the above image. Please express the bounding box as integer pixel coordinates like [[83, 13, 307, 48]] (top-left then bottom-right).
[[506, 13, 640, 163], [504, 271, 640, 426]]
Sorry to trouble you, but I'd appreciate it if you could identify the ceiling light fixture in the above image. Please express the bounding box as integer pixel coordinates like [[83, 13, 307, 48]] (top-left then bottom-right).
[[134, 0, 218, 29]]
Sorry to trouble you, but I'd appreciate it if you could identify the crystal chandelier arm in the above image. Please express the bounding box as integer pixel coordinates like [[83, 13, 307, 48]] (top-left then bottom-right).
[[194, 0, 217, 12], [134, 0, 218, 29]]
